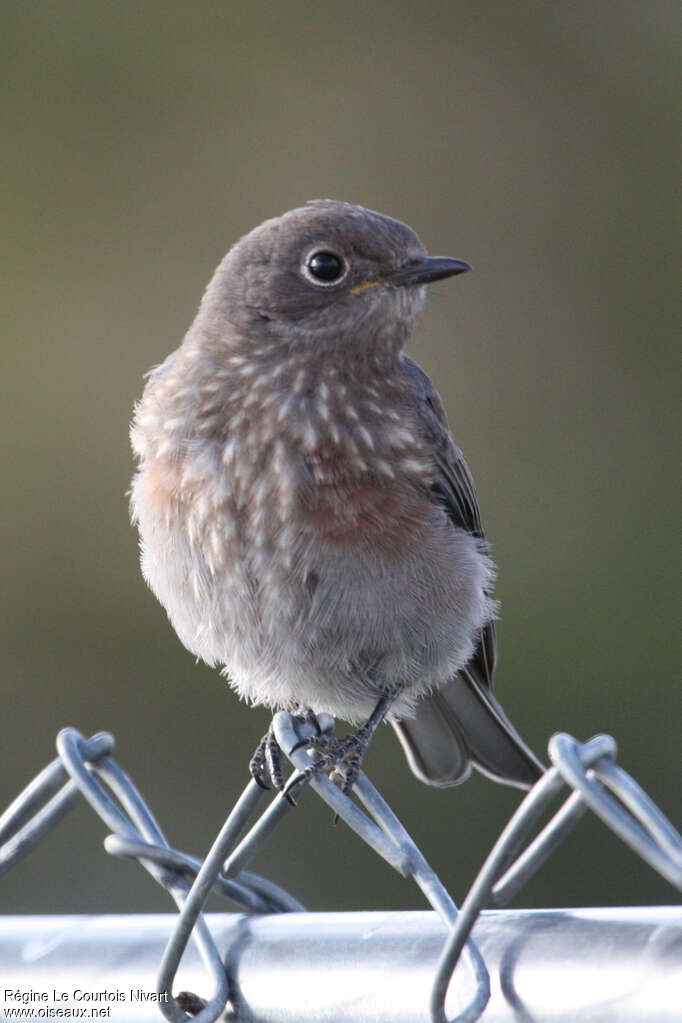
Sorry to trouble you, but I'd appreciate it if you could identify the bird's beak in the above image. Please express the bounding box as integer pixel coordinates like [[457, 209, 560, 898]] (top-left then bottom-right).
[[350, 256, 470, 295], [385, 256, 471, 287]]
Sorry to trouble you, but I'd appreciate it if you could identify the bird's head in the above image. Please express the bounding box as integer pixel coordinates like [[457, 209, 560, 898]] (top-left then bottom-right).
[[196, 200, 470, 360]]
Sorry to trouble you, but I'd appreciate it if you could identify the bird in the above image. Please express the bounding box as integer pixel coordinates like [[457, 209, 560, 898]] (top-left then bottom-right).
[[130, 200, 543, 799]]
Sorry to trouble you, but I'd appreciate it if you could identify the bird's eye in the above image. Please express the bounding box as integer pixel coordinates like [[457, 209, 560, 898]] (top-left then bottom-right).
[[303, 249, 347, 286]]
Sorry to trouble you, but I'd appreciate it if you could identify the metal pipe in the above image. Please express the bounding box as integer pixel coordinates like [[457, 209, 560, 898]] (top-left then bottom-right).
[[0, 908, 679, 1022]]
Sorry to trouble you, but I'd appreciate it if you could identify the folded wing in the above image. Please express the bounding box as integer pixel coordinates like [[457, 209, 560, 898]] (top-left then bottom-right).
[[393, 358, 544, 789]]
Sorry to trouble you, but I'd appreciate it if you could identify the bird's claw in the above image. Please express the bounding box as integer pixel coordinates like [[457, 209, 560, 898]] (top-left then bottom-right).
[[250, 708, 328, 797], [250, 696, 394, 805], [282, 725, 371, 800], [249, 726, 283, 791]]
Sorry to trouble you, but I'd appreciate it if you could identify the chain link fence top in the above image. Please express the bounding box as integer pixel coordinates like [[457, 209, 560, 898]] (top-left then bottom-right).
[[0, 717, 680, 1023]]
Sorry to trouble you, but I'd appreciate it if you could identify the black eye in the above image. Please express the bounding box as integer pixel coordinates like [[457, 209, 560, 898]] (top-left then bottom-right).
[[305, 249, 346, 285]]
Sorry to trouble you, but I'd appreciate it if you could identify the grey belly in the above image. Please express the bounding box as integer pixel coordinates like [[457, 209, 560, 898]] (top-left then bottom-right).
[[144, 516, 494, 723]]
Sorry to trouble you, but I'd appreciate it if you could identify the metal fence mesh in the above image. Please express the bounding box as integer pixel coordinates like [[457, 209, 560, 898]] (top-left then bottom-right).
[[0, 716, 680, 1023]]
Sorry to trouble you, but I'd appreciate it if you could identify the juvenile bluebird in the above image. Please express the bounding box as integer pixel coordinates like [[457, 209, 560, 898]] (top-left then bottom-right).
[[130, 200, 543, 797]]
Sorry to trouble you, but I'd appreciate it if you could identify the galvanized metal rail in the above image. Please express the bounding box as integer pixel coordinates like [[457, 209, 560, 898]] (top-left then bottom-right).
[[0, 908, 680, 1022]]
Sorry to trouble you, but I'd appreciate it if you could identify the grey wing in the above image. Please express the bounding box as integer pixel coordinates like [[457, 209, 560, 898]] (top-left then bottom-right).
[[391, 357, 544, 789]]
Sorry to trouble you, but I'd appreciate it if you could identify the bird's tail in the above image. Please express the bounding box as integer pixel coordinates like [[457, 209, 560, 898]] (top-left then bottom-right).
[[391, 671, 544, 790]]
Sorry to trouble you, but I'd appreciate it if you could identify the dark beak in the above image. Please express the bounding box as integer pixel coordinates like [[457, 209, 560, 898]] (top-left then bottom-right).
[[385, 256, 471, 287]]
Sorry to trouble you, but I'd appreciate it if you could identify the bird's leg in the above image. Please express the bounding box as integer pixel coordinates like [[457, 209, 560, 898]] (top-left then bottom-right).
[[249, 706, 325, 797], [284, 684, 403, 799], [292, 705, 324, 736]]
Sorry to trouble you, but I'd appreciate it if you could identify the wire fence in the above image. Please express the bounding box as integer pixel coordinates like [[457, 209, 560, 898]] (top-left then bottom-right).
[[0, 716, 680, 1023]]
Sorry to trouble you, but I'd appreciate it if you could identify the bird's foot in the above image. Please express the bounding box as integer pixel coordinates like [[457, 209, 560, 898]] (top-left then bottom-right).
[[284, 684, 403, 800], [284, 726, 372, 798], [249, 707, 325, 804], [249, 726, 285, 793]]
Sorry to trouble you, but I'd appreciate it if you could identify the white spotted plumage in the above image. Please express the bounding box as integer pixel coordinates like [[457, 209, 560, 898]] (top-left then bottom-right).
[[128, 202, 545, 795]]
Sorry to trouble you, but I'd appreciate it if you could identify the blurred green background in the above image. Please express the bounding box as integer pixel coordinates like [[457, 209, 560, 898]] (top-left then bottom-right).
[[2, 2, 679, 916]]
